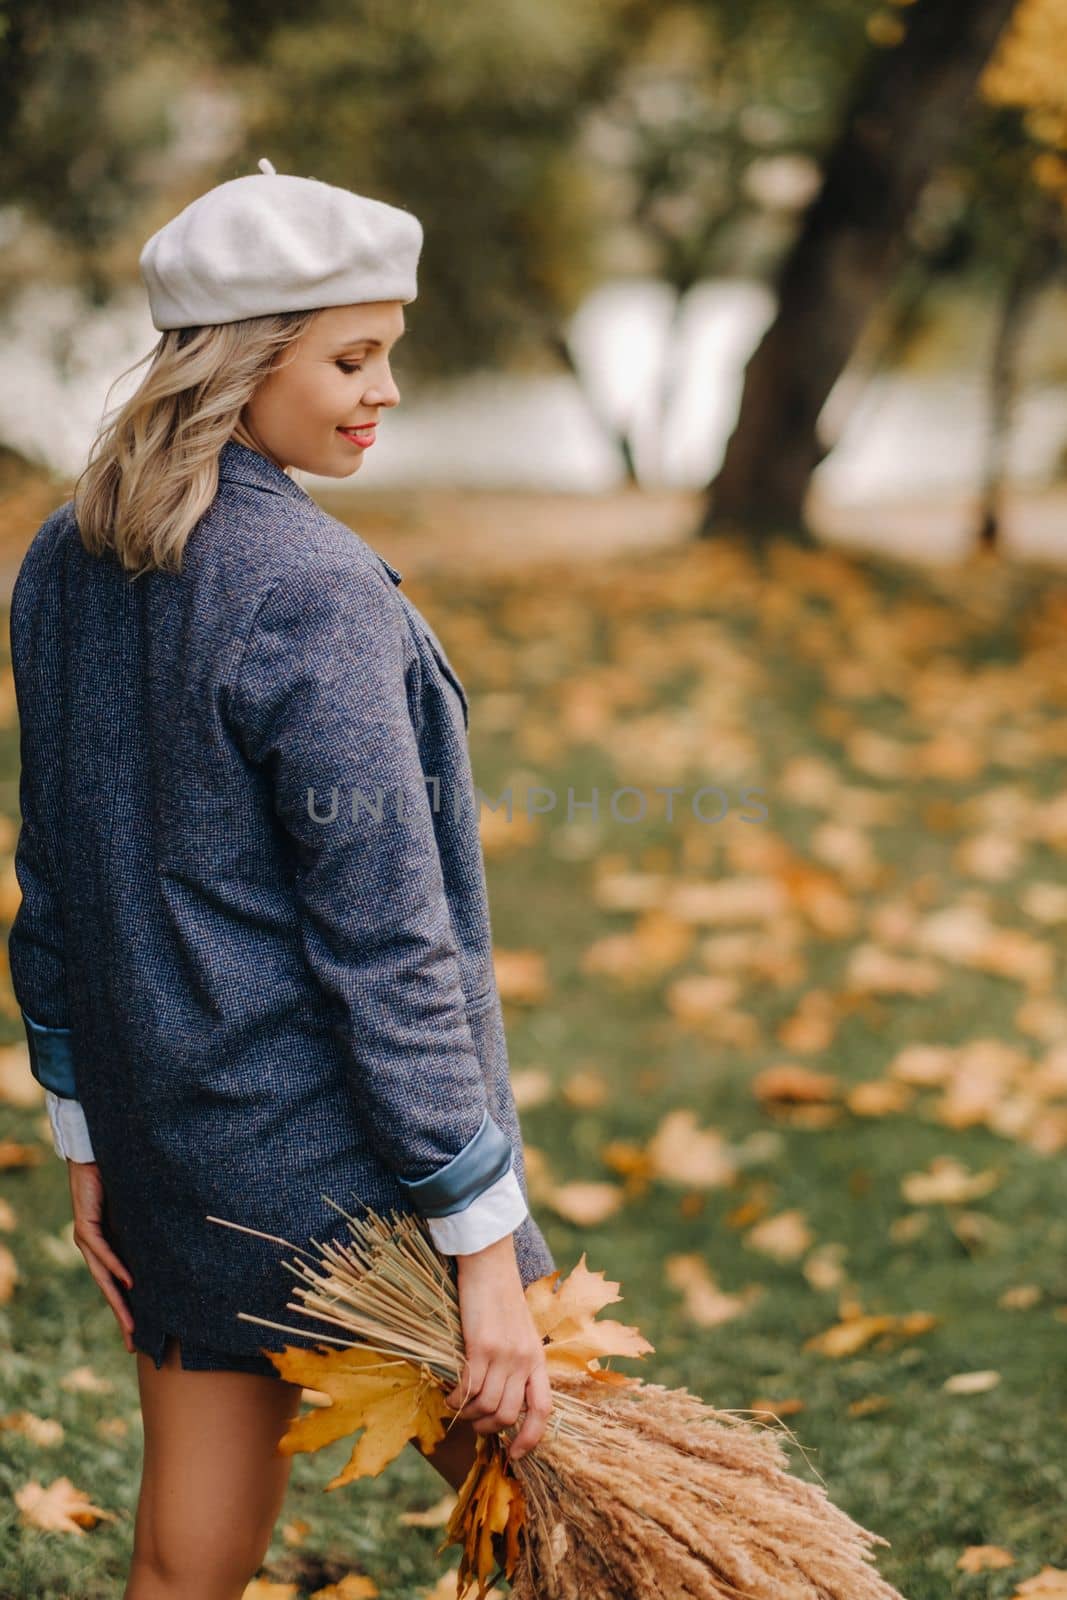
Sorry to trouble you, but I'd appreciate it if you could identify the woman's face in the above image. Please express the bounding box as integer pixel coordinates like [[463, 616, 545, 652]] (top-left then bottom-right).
[[236, 300, 406, 477]]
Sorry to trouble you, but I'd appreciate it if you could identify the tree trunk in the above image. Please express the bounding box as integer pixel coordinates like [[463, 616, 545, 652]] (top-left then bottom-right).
[[976, 201, 1064, 550], [701, 0, 1020, 540]]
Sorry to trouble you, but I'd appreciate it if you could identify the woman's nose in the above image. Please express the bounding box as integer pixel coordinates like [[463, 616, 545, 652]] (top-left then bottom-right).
[[365, 373, 400, 407]]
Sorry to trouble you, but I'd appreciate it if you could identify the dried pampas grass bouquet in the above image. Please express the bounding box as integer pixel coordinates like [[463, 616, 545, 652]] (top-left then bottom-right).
[[207, 1202, 910, 1600]]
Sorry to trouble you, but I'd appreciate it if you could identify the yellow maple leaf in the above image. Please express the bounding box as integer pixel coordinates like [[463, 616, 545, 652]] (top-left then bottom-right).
[[268, 1345, 451, 1489], [14, 1475, 118, 1534], [524, 1254, 654, 1377], [442, 1439, 526, 1600]]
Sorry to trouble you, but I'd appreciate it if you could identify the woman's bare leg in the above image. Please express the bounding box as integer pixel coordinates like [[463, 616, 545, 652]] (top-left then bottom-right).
[[123, 1335, 304, 1600], [409, 1416, 480, 1492]]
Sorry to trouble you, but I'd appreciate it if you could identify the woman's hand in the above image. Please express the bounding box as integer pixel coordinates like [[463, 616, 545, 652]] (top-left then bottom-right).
[[445, 1234, 552, 1464], [67, 1160, 136, 1354]]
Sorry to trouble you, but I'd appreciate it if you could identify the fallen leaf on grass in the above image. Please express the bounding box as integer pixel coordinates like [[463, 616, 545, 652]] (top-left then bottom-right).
[[943, 1370, 1001, 1395], [646, 1109, 738, 1188], [888, 1212, 930, 1243], [805, 1315, 895, 1357], [15, 1475, 118, 1534], [744, 1210, 814, 1262], [847, 1395, 892, 1417], [915, 907, 1054, 988], [664, 875, 788, 925], [802, 1242, 848, 1291], [59, 1367, 113, 1394], [0, 1044, 43, 1107], [957, 1545, 1015, 1572], [845, 945, 943, 996], [580, 924, 691, 986], [749, 1395, 806, 1421], [772, 1102, 845, 1129], [0, 1241, 18, 1302], [889, 1043, 956, 1085], [492, 949, 548, 1006], [900, 1156, 1001, 1205], [955, 831, 1023, 880], [778, 860, 857, 936], [845, 1079, 914, 1116], [751, 1064, 840, 1104], [1011, 1568, 1067, 1596], [399, 1493, 457, 1527], [508, 1068, 553, 1110], [667, 989, 761, 1047], [949, 1210, 1003, 1251], [844, 730, 916, 780], [809, 821, 880, 885], [1020, 883, 1067, 924], [542, 1181, 625, 1226], [560, 1069, 609, 1108], [40, 1224, 86, 1271], [723, 1182, 775, 1229], [805, 1309, 937, 1358], [663, 1254, 763, 1327], [0, 1411, 64, 1446], [697, 927, 804, 986], [0, 1139, 45, 1170], [998, 1284, 1042, 1310], [419, 1573, 505, 1600], [776, 990, 838, 1053], [599, 1138, 655, 1191], [308, 1577, 380, 1598]]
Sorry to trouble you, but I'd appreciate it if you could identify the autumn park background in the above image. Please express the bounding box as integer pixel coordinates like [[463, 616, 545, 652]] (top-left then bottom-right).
[[1, 1, 1067, 1597]]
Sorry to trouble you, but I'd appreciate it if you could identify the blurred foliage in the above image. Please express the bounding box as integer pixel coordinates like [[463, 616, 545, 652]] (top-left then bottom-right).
[[236, 0, 651, 378], [0, 0, 1059, 388], [0, 0, 220, 301], [981, 0, 1067, 201]]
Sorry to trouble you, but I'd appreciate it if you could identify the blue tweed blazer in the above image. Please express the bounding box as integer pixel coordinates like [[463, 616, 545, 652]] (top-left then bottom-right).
[[7, 439, 554, 1362]]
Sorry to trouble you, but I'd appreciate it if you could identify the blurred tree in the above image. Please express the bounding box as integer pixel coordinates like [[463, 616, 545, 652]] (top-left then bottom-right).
[[564, 0, 877, 483], [0, 0, 224, 309], [1, 0, 1058, 509], [699, 0, 1019, 542], [972, 0, 1067, 546], [234, 0, 659, 384]]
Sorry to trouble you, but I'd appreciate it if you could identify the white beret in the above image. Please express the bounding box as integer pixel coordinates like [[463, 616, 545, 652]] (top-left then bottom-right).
[[139, 156, 423, 330]]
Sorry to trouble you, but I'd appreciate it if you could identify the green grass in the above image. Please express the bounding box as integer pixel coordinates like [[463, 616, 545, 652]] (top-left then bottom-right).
[[2, 531, 1066, 1598]]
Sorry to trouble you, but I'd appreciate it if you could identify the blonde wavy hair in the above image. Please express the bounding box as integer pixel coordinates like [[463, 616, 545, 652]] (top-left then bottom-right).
[[74, 310, 321, 579]]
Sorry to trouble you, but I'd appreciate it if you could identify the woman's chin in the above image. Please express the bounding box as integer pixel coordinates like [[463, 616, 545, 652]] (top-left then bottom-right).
[[312, 455, 364, 481]]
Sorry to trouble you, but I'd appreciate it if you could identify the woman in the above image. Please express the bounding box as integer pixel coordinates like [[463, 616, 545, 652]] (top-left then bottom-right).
[[8, 158, 555, 1599]]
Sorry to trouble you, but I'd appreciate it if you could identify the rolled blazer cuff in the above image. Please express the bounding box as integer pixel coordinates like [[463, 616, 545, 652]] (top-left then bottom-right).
[[426, 1164, 529, 1255], [396, 1109, 514, 1218], [44, 1091, 96, 1163], [21, 1007, 77, 1097]]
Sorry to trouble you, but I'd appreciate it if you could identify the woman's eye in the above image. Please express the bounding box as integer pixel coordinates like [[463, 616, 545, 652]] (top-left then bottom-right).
[[336, 360, 363, 374]]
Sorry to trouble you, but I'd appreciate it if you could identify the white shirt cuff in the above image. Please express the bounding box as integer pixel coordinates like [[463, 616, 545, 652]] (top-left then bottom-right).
[[45, 1091, 96, 1163], [425, 1161, 529, 1255]]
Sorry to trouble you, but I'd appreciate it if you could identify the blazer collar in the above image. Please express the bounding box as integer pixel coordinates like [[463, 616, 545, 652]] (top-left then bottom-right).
[[216, 439, 404, 586], [217, 438, 312, 502]]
